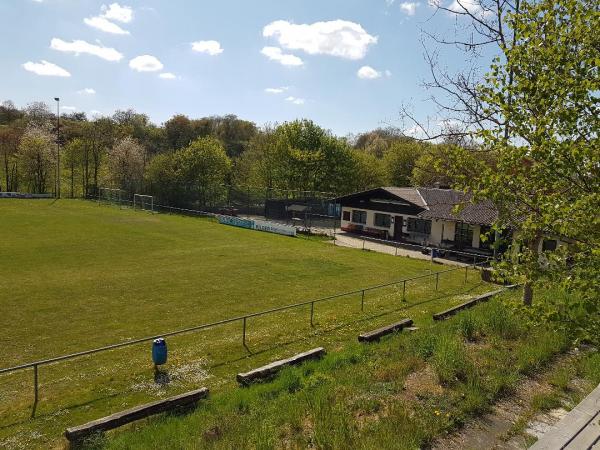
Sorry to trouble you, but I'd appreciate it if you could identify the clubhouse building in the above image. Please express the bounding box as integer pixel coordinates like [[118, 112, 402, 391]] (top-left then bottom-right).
[[337, 186, 501, 255]]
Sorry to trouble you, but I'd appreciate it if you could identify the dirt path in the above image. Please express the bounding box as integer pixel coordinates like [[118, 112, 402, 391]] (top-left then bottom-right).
[[432, 351, 591, 450]]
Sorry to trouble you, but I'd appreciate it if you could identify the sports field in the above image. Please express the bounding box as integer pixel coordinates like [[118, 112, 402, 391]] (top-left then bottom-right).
[[0, 199, 489, 448]]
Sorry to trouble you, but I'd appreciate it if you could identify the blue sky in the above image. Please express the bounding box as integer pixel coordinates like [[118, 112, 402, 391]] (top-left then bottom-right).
[[0, 0, 485, 135]]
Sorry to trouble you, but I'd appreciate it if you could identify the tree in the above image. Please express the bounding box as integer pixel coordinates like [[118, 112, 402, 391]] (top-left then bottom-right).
[[234, 126, 280, 188], [17, 126, 55, 193], [445, 0, 599, 306], [0, 100, 23, 125], [211, 114, 257, 157], [165, 114, 196, 150], [349, 150, 386, 192], [146, 152, 181, 205], [62, 138, 84, 198], [106, 137, 146, 195], [267, 120, 355, 194], [84, 117, 115, 196], [175, 137, 231, 207], [382, 140, 424, 186], [0, 125, 23, 191]]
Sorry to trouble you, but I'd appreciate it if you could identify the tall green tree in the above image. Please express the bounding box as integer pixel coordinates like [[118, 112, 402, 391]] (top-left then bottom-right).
[[448, 0, 599, 306], [175, 136, 231, 207]]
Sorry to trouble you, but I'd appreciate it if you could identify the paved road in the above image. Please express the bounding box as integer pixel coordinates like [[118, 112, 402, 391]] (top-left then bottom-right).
[[333, 233, 470, 267]]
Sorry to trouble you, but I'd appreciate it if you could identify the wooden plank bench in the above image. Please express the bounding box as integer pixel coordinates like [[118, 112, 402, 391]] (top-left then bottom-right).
[[529, 383, 600, 449], [237, 347, 325, 386], [65, 387, 209, 444], [358, 318, 414, 343], [432, 288, 508, 321]]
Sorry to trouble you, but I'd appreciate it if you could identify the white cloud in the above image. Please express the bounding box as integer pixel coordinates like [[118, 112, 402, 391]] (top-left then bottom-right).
[[84, 3, 133, 34], [399, 1, 420, 15], [101, 3, 133, 23], [265, 87, 289, 94], [191, 40, 224, 56], [285, 96, 305, 105], [84, 16, 130, 35], [261, 46, 303, 67], [51, 38, 123, 62], [357, 66, 382, 79], [159, 72, 177, 79], [61, 106, 77, 111], [447, 0, 493, 17], [23, 60, 71, 77], [263, 20, 377, 60], [78, 88, 96, 94], [90, 110, 102, 116], [129, 55, 163, 72]]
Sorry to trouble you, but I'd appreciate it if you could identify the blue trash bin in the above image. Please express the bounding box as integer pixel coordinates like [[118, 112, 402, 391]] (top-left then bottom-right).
[[152, 338, 167, 366]]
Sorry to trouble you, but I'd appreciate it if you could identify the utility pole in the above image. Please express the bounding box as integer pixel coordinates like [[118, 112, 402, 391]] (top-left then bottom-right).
[[54, 97, 60, 198]]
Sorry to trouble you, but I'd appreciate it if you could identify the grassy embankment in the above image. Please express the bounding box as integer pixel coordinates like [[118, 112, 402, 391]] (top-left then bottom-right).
[[102, 289, 600, 450]]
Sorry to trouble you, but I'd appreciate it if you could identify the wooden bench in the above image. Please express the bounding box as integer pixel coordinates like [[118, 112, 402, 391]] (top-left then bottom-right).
[[530, 383, 600, 449], [358, 318, 414, 343], [433, 288, 508, 321], [237, 347, 326, 386], [65, 387, 209, 444]]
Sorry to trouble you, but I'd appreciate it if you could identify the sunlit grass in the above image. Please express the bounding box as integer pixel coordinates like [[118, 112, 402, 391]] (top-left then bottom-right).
[[0, 199, 487, 448]]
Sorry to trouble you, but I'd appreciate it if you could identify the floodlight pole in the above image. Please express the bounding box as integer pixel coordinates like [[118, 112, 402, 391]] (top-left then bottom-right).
[[54, 97, 60, 198]]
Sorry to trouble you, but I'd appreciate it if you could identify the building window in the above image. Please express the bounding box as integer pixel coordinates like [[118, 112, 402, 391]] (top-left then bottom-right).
[[352, 210, 367, 224], [407, 218, 431, 234], [374, 213, 391, 228], [455, 222, 474, 248], [342, 210, 350, 221], [542, 239, 557, 251]]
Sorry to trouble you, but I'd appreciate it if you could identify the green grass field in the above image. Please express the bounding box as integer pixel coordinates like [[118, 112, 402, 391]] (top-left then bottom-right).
[[0, 199, 491, 448]]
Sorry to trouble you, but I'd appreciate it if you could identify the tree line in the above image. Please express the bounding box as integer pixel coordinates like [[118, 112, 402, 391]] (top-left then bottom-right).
[[0, 100, 467, 207]]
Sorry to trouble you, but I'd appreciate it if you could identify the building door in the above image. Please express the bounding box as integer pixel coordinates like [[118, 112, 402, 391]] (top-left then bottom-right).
[[394, 216, 404, 241]]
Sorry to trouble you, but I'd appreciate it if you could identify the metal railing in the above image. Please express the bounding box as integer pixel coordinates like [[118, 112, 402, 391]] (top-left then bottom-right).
[[335, 232, 495, 265], [0, 260, 487, 416]]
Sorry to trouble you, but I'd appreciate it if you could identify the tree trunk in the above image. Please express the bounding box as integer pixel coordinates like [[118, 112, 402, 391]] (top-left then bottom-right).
[[523, 281, 533, 306], [522, 232, 543, 306]]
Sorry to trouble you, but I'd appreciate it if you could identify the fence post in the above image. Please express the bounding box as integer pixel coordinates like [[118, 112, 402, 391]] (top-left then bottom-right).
[[435, 272, 439, 291], [402, 280, 407, 302], [395, 245, 398, 257], [32, 364, 38, 417], [242, 317, 247, 347], [361, 290, 365, 311], [362, 237, 365, 250], [310, 301, 315, 327]]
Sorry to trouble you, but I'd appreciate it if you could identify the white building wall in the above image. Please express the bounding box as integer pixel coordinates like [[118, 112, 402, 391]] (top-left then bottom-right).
[[341, 206, 490, 250], [341, 206, 423, 239], [472, 224, 481, 248]]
